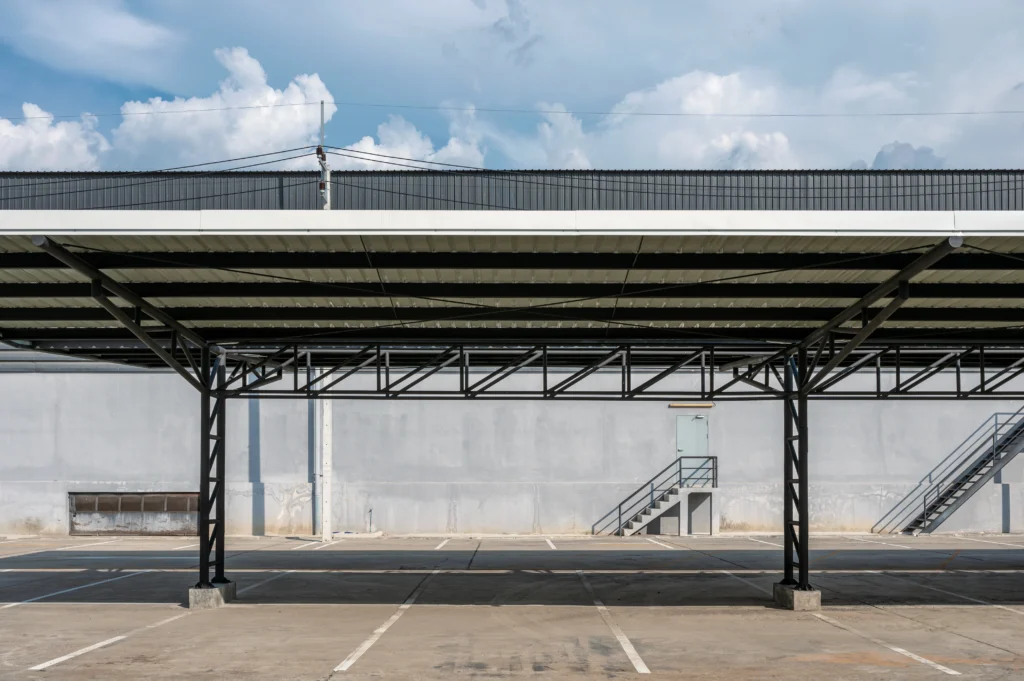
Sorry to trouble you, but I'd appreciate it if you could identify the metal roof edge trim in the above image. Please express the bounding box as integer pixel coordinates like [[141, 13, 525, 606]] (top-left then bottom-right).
[[0, 209, 1020, 237]]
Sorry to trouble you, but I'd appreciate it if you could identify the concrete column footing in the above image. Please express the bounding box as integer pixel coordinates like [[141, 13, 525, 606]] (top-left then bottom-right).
[[773, 582, 820, 611], [188, 581, 236, 610]]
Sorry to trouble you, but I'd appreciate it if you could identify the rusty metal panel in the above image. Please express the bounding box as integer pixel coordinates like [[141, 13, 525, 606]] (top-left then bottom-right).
[[69, 493, 198, 536]]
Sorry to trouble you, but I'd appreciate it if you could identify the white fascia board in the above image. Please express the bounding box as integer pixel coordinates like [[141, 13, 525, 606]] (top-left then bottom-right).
[[0, 209, 1020, 237]]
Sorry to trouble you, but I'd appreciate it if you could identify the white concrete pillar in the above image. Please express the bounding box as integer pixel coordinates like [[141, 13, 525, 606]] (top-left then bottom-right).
[[321, 399, 333, 541]]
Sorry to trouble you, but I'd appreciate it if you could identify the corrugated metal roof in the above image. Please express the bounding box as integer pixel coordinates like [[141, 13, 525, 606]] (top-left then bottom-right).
[[2, 170, 1023, 211]]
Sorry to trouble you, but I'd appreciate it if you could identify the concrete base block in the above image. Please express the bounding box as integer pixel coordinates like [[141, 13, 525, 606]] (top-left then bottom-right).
[[188, 581, 236, 610], [773, 583, 820, 611]]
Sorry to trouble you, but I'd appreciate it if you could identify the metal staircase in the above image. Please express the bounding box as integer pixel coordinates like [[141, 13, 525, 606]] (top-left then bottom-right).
[[592, 456, 717, 536], [873, 407, 1024, 535]]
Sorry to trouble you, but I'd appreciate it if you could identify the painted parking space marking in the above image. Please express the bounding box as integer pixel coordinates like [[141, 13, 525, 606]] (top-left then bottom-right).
[[718, 570, 772, 596], [237, 570, 297, 595], [545, 538, 557, 550], [29, 635, 126, 670], [0, 569, 151, 610], [335, 570, 439, 672], [171, 543, 199, 550], [577, 571, 650, 674], [434, 539, 450, 550], [646, 538, 675, 549], [312, 541, 338, 551], [812, 613, 960, 675], [869, 570, 1024, 616], [747, 537, 784, 548], [55, 539, 121, 551], [847, 536, 914, 550], [290, 541, 318, 550], [957, 536, 1024, 548], [28, 611, 190, 670]]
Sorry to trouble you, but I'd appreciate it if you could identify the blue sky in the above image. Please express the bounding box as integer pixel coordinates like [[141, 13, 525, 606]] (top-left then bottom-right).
[[2, 0, 1024, 171]]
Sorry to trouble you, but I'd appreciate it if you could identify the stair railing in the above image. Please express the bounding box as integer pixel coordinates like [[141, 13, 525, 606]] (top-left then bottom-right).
[[872, 406, 1024, 534], [591, 456, 717, 535]]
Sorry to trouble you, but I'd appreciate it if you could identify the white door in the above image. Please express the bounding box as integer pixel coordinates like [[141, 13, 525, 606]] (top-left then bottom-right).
[[676, 414, 709, 459]]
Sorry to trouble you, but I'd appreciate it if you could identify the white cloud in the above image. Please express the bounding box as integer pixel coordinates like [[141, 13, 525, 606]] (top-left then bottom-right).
[[869, 142, 944, 170], [0, 0, 177, 86], [335, 114, 485, 170], [459, 71, 798, 169], [112, 48, 334, 168], [0, 104, 109, 170]]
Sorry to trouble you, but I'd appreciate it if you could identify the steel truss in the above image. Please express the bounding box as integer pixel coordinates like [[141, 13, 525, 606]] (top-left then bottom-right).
[[198, 349, 229, 589], [196, 341, 1024, 401], [782, 352, 810, 590], [28, 233, 1024, 604]]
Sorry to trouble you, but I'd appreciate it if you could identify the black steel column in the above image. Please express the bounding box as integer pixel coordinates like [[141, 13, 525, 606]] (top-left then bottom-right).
[[196, 346, 213, 588], [781, 348, 811, 590], [781, 357, 797, 586], [796, 347, 811, 590], [212, 359, 228, 585]]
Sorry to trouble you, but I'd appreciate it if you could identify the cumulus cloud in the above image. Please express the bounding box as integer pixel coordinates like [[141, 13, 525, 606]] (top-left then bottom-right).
[[0, 104, 109, 170], [336, 114, 485, 170], [459, 71, 798, 169], [111, 47, 334, 168], [869, 142, 944, 170]]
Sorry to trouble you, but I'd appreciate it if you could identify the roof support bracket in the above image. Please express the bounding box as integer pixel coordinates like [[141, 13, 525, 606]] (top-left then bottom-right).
[[32, 235, 208, 390]]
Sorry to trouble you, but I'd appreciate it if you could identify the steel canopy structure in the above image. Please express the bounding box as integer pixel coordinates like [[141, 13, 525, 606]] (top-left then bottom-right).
[[2, 168, 1024, 603]]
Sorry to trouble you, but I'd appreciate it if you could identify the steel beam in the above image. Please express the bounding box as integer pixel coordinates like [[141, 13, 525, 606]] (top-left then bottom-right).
[[1, 250, 1018, 271], [801, 238, 961, 350], [8, 305, 1024, 323], [30, 237, 206, 348], [8, 281, 1024, 300]]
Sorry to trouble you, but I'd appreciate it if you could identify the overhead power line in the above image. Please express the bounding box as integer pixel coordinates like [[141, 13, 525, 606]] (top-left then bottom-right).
[[0, 146, 317, 194], [7, 100, 1024, 122]]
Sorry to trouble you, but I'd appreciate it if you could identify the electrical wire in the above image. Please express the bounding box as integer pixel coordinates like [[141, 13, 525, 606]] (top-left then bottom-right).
[[8, 99, 1024, 121], [2, 153, 316, 209], [326, 147, 1024, 201], [0, 146, 317, 194]]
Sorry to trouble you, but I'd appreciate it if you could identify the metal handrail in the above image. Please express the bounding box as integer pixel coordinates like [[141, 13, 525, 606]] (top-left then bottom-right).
[[872, 406, 1024, 534], [591, 455, 717, 535]]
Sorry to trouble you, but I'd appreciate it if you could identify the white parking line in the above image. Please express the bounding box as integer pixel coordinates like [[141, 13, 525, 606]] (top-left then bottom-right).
[[55, 539, 121, 551], [312, 541, 338, 551], [289, 541, 318, 550], [29, 636, 126, 670], [747, 537, 784, 548], [28, 612, 190, 670], [956, 536, 1024, 548], [869, 570, 1024, 616], [545, 538, 557, 550], [171, 543, 199, 551], [434, 539, 450, 550], [813, 613, 960, 675], [847, 536, 914, 550], [78, 556, 193, 560], [718, 570, 772, 596], [335, 570, 439, 672], [237, 570, 297, 595], [0, 570, 151, 610], [577, 571, 650, 674], [646, 538, 675, 549]]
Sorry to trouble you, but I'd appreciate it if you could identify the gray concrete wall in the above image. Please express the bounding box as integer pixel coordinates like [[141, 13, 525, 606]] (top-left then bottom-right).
[[1, 370, 1022, 536]]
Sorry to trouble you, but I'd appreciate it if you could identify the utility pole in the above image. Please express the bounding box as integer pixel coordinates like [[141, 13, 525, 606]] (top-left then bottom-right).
[[317, 100, 331, 210]]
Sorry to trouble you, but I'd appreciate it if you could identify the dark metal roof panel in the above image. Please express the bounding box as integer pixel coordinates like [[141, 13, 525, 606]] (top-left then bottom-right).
[[1, 170, 1023, 211]]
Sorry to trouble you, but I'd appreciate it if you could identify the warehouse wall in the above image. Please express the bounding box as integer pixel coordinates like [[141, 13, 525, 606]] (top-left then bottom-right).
[[0, 370, 1022, 536]]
